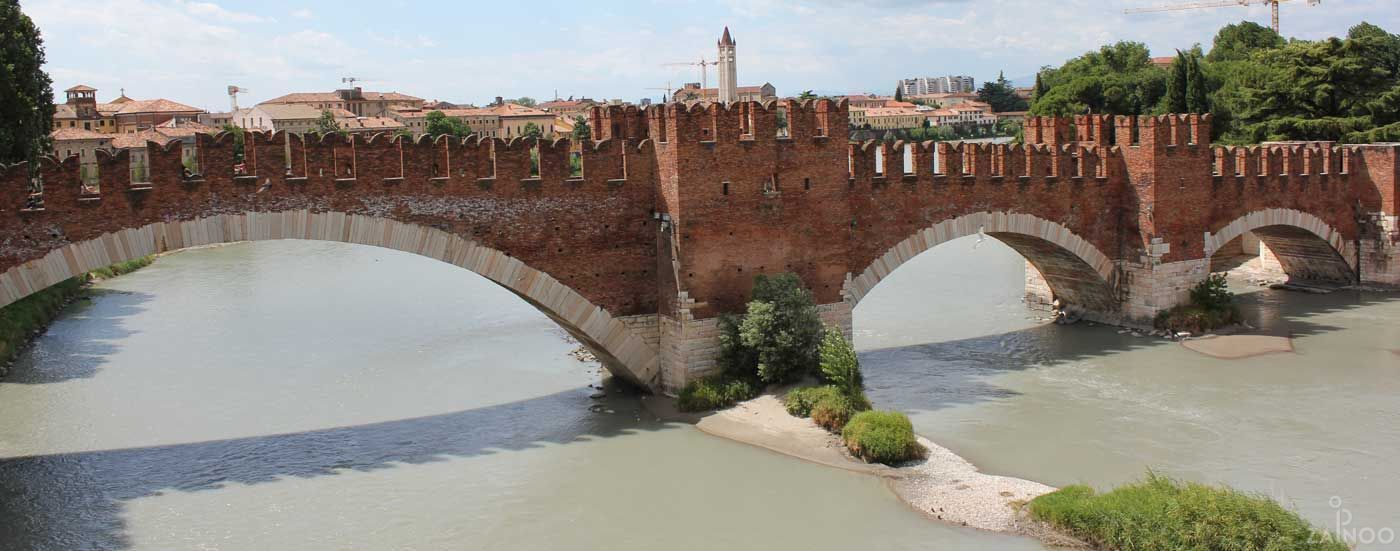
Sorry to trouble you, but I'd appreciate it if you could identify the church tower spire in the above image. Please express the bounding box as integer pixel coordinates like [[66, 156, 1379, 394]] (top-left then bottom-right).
[[717, 27, 738, 104]]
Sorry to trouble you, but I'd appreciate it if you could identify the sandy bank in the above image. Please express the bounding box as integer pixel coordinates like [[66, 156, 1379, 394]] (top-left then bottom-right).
[[1180, 333, 1293, 359], [696, 393, 1058, 535]]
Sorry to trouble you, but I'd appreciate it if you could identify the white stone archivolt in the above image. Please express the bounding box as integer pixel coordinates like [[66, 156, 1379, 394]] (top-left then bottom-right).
[[1204, 208, 1356, 270], [0, 211, 660, 387], [843, 211, 1115, 305]]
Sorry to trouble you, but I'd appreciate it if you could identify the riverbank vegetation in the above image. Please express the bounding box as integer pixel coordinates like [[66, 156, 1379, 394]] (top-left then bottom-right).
[[677, 273, 823, 412], [1155, 274, 1241, 334], [843, 411, 926, 465], [1028, 473, 1346, 550], [0, 256, 155, 372], [1030, 20, 1400, 144]]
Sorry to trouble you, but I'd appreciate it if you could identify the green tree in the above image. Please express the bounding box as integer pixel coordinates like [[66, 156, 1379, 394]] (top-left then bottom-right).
[[424, 110, 471, 138], [1030, 41, 1167, 117], [894, 85, 904, 102], [798, 90, 818, 100], [521, 122, 543, 140], [570, 115, 591, 141], [737, 273, 824, 385], [1185, 55, 1210, 114], [1206, 21, 1284, 63], [314, 110, 344, 136], [1032, 71, 1048, 102], [220, 123, 246, 162], [977, 71, 1029, 112], [818, 327, 862, 396], [512, 97, 538, 108], [1165, 51, 1190, 113], [0, 0, 55, 165]]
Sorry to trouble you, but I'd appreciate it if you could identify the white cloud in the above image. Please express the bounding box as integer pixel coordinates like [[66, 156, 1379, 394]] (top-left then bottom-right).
[[291, 8, 313, 19], [177, 0, 268, 23]]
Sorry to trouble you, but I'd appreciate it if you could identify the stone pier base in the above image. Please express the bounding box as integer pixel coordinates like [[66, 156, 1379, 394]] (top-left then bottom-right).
[[656, 298, 853, 394]]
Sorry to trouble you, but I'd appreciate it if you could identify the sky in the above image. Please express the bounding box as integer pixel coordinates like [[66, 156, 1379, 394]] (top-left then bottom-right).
[[23, 0, 1400, 111]]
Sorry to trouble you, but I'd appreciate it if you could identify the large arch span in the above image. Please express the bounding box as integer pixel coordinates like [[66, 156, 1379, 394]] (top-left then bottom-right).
[[1205, 208, 1357, 284], [844, 212, 1119, 315], [0, 211, 660, 387]]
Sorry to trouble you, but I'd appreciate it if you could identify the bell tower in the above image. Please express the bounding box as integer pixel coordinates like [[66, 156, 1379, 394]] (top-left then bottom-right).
[[717, 27, 738, 104]]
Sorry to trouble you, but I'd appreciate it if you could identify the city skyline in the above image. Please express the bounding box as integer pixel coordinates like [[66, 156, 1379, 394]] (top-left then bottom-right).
[[25, 0, 1400, 111]]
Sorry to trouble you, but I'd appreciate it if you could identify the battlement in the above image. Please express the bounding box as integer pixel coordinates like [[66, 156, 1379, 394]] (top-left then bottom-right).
[[1027, 114, 1212, 151], [2, 131, 661, 215], [1212, 144, 1354, 180], [591, 98, 850, 146], [846, 140, 1120, 185]]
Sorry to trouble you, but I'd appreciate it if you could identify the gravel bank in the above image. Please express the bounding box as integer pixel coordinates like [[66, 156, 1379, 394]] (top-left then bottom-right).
[[696, 393, 1062, 537]]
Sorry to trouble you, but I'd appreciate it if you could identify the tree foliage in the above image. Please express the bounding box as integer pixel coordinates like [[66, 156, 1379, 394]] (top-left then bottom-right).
[[424, 110, 471, 138], [719, 273, 824, 385], [314, 110, 344, 136], [570, 115, 591, 141], [521, 122, 543, 140], [818, 327, 862, 396], [1030, 41, 1167, 117], [0, 0, 55, 165], [977, 71, 1029, 113], [512, 97, 537, 108], [1030, 20, 1400, 144], [220, 123, 245, 162]]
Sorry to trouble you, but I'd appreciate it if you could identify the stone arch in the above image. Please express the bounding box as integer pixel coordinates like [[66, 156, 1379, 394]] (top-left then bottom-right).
[[0, 211, 660, 387], [1205, 208, 1356, 283], [844, 211, 1118, 312]]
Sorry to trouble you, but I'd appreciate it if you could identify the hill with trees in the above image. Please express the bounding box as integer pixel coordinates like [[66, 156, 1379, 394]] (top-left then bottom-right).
[[1029, 21, 1400, 144]]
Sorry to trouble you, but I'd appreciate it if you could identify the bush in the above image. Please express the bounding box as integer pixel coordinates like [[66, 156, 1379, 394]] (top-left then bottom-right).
[[784, 385, 844, 417], [88, 255, 154, 280], [817, 326, 862, 395], [715, 314, 758, 380], [676, 375, 758, 412], [842, 410, 926, 465], [1028, 473, 1346, 551], [811, 390, 871, 431], [1155, 273, 1241, 333], [738, 273, 824, 385]]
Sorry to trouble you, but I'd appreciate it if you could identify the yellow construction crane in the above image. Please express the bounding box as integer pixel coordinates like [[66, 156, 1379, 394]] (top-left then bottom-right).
[[1124, 0, 1321, 34]]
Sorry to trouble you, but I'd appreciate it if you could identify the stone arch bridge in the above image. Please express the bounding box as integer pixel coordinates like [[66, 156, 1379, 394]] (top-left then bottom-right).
[[3, 102, 1398, 391]]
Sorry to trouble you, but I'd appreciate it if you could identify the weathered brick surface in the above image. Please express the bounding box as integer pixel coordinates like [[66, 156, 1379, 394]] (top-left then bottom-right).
[[4, 106, 1400, 390]]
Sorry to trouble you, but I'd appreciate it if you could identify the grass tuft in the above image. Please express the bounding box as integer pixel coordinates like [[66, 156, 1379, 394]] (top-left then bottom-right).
[[1028, 472, 1346, 551], [841, 410, 926, 465], [676, 375, 759, 412]]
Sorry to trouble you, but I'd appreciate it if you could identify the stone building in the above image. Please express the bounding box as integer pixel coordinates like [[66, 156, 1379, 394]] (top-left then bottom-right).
[[260, 87, 423, 118]]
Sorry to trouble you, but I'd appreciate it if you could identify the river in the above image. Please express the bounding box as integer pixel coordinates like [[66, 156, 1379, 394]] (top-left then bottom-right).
[[0, 238, 1395, 549]]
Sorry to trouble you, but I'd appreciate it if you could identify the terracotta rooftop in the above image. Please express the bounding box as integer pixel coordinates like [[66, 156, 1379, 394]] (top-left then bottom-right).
[[114, 98, 204, 115], [50, 128, 112, 141], [484, 103, 551, 117], [262, 91, 424, 104], [65, 84, 97, 92]]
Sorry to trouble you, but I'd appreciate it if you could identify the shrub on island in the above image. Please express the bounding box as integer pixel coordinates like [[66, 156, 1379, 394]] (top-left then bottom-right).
[[1028, 473, 1346, 551], [676, 375, 758, 412], [841, 410, 926, 465], [1155, 273, 1241, 334]]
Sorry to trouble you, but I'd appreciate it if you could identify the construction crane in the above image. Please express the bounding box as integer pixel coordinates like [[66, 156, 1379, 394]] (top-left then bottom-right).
[[646, 82, 676, 103], [662, 57, 718, 89], [227, 85, 248, 111], [1124, 0, 1321, 34]]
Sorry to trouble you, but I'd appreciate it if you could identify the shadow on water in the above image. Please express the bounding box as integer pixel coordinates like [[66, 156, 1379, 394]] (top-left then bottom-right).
[[860, 285, 1397, 415], [0, 385, 675, 550], [3, 289, 151, 385]]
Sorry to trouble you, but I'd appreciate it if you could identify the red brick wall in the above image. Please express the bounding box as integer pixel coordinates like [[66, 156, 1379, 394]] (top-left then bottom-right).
[[5, 110, 1397, 323]]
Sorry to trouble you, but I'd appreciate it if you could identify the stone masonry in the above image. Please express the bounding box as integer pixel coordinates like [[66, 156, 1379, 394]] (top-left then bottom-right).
[[2, 102, 1398, 392]]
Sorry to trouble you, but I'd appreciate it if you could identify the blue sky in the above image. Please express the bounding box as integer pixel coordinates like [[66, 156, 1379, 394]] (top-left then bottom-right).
[[25, 0, 1400, 111]]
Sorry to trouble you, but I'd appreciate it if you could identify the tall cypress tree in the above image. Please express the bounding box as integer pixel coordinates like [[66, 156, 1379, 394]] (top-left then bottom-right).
[[0, 0, 56, 166], [1032, 72, 1047, 101], [1165, 51, 1189, 113], [1185, 55, 1210, 114], [895, 85, 904, 102]]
